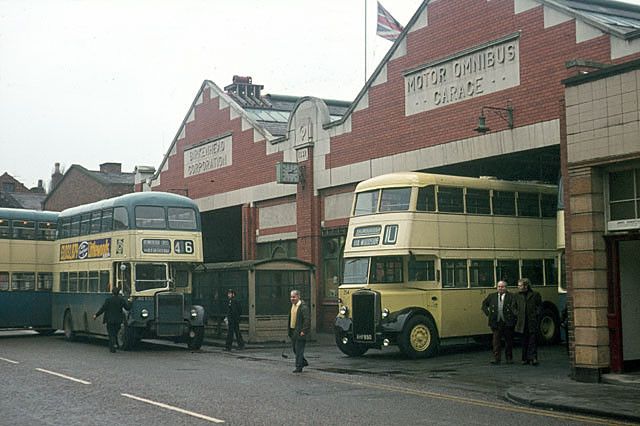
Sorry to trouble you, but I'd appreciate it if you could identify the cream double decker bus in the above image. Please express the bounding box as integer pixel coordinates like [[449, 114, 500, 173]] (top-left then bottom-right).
[[0, 208, 58, 333], [52, 192, 206, 350], [335, 172, 561, 358]]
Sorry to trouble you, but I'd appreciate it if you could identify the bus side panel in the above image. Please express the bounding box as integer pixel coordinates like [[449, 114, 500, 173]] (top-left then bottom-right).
[[439, 289, 490, 338], [0, 291, 51, 328], [52, 293, 108, 335]]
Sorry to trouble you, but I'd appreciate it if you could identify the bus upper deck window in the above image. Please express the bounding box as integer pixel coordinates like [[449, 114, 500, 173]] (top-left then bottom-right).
[[379, 188, 411, 212], [113, 207, 129, 230], [101, 209, 114, 232], [541, 194, 557, 218], [90, 211, 102, 234], [37, 221, 57, 241], [0, 219, 10, 238], [168, 207, 197, 230], [417, 186, 435, 212], [437, 187, 464, 213], [517, 193, 540, 217], [493, 191, 516, 216], [12, 220, 35, 240], [135, 206, 166, 229], [466, 189, 491, 215], [354, 191, 379, 216]]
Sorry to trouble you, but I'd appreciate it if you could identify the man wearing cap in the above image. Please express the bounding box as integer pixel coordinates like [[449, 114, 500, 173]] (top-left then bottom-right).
[[224, 289, 244, 351]]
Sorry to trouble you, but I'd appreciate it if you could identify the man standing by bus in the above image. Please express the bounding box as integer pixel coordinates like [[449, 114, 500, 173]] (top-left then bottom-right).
[[515, 278, 542, 365], [224, 289, 244, 351], [93, 286, 130, 353], [288, 289, 310, 373], [481, 280, 517, 364]]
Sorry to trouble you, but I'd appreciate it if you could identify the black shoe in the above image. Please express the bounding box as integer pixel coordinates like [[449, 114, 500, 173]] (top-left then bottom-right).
[[110, 349, 116, 353], [303, 359, 309, 367], [490, 360, 501, 365], [531, 359, 539, 366], [293, 368, 303, 373]]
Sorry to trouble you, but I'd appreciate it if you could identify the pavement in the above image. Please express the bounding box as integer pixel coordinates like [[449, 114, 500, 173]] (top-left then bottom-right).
[[205, 332, 640, 423]]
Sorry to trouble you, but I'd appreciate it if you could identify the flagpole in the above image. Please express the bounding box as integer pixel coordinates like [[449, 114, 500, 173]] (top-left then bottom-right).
[[364, 0, 367, 83]]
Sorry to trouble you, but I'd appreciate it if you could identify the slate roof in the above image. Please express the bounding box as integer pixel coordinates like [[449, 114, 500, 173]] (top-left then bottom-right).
[[239, 94, 350, 137], [70, 164, 135, 186], [553, 0, 640, 37]]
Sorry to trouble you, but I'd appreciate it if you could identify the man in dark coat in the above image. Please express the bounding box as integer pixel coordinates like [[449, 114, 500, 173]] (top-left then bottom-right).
[[93, 286, 130, 353], [224, 289, 244, 351], [515, 277, 542, 365], [288, 289, 310, 373], [481, 280, 517, 364]]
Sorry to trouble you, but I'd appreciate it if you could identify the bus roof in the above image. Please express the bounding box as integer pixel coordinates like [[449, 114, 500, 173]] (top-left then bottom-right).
[[355, 172, 557, 194], [0, 207, 59, 222], [59, 192, 199, 218]]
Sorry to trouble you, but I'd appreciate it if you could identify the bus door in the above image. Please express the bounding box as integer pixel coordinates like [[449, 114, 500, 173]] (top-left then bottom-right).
[[115, 262, 132, 296]]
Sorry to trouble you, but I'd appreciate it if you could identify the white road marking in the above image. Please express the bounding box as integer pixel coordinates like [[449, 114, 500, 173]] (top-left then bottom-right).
[[35, 368, 91, 385], [121, 393, 224, 423], [0, 357, 19, 364]]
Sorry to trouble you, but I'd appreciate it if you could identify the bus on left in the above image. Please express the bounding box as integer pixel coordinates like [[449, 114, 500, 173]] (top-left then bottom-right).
[[0, 208, 59, 334]]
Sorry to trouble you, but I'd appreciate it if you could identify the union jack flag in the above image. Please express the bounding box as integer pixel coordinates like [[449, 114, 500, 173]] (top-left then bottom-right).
[[376, 1, 404, 41]]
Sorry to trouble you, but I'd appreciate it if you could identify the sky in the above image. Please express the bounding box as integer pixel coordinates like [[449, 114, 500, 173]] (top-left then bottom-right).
[[1, 0, 640, 190], [0, 0, 421, 190]]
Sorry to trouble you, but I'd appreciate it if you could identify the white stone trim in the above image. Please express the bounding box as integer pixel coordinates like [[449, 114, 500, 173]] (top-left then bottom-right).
[[195, 181, 296, 212], [256, 232, 297, 243], [611, 36, 640, 60], [544, 5, 573, 29], [576, 20, 603, 44], [514, 0, 539, 14], [318, 120, 560, 189]]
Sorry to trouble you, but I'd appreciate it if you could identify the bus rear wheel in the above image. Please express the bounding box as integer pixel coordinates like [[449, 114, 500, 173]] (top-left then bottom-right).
[[334, 332, 368, 357], [63, 312, 75, 341], [538, 306, 560, 345], [399, 315, 439, 359], [187, 326, 204, 350]]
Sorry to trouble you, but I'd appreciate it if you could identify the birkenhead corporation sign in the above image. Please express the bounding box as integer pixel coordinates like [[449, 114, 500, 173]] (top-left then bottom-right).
[[404, 34, 520, 116], [183, 134, 233, 177]]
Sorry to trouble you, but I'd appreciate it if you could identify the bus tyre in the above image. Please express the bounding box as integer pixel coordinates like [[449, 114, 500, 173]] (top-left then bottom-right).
[[538, 307, 560, 345], [187, 326, 204, 350], [334, 332, 368, 357], [118, 326, 137, 351], [63, 312, 75, 341], [399, 315, 439, 359]]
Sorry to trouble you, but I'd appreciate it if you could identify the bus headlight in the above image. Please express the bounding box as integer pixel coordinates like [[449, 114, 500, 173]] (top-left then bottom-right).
[[339, 305, 349, 316], [141, 309, 149, 319], [190, 308, 198, 319], [382, 308, 389, 319]]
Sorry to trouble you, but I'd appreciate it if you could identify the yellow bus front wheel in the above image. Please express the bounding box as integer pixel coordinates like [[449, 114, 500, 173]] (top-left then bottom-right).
[[399, 315, 439, 359]]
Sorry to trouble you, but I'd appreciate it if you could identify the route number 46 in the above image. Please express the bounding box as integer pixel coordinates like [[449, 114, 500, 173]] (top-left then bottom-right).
[[174, 239, 194, 254]]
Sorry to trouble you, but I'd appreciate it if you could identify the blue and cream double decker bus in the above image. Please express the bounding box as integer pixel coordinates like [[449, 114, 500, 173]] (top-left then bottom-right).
[[335, 172, 561, 358], [0, 208, 58, 333], [52, 192, 206, 350]]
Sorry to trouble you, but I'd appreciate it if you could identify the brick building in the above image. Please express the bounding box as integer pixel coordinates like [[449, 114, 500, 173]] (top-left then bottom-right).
[[0, 172, 47, 209], [563, 58, 640, 381], [150, 0, 640, 379], [43, 162, 135, 211]]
